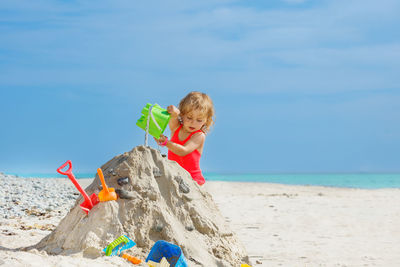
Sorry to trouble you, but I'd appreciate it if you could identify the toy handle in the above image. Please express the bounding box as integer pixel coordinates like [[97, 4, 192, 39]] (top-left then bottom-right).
[[57, 160, 73, 176], [105, 235, 129, 256], [121, 253, 141, 264], [57, 160, 92, 206], [97, 168, 109, 193]]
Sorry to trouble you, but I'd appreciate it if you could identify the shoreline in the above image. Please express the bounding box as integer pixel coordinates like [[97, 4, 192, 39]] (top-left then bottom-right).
[[7, 176, 400, 191], [4, 172, 400, 190], [1, 175, 400, 266], [57, 178, 400, 191]]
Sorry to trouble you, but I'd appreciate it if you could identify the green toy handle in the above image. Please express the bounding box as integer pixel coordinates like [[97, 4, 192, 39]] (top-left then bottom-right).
[[149, 105, 162, 131], [105, 235, 129, 256]]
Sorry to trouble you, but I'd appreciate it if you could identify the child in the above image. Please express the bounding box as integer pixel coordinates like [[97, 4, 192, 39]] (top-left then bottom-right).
[[155, 92, 215, 185]]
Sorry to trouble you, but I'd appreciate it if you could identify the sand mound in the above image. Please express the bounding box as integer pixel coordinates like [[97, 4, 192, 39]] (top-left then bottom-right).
[[34, 146, 249, 266]]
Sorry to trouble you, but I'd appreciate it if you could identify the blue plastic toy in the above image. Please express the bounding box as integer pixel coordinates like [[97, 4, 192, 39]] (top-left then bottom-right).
[[146, 240, 188, 267]]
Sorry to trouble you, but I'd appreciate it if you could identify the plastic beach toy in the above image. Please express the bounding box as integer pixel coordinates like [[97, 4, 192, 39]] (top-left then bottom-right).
[[104, 235, 136, 256], [121, 253, 142, 264], [146, 240, 187, 267], [103, 235, 141, 264], [136, 103, 170, 139], [57, 160, 99, 215], [97, 168, 117, 202]]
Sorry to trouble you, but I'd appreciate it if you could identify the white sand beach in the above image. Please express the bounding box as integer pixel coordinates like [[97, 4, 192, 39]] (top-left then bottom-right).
[[1, 173, 400, 266], [206, 182, 400, 266]]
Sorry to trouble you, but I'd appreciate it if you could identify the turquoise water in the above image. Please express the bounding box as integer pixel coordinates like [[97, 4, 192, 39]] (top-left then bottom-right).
[[7, 172, 400, 189], [205, 173, 400, 189]]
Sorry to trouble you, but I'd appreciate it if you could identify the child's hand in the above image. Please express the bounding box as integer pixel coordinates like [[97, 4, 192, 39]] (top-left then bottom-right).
[[154, 134, 168, 146], [167, 105, 180, 117]]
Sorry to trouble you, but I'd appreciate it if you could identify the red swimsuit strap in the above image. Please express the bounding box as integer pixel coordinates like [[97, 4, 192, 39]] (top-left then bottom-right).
[[174, 125, 203, 144], [171, 125, 183, 141], [183, 129, 203, 143]]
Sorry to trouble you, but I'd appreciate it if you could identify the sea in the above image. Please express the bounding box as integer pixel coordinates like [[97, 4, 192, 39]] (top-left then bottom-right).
[[7, 172, 400, 189]]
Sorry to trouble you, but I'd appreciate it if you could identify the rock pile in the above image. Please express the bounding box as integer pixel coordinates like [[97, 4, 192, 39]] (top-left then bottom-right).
[[0, 173, 76, 220]]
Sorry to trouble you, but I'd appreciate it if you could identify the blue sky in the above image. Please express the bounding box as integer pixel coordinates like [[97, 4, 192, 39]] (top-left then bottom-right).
[[0, 0, 399, 174]]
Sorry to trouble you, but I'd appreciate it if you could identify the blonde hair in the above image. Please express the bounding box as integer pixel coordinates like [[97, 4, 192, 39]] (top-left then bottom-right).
[[178, 91, 215, 132]]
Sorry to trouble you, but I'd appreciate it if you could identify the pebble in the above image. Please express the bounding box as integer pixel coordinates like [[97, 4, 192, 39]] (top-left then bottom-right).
[[153, 221, 164, 232], [115, 189, 135, 200], [179, 180, 190, 194], [153, 167, 162, 178], [174, 176, 183, 183], [117, 177, 129, 186], [0, 173, 77, 220], [185, 225, 194, 231], [174, 176, 190, 193]]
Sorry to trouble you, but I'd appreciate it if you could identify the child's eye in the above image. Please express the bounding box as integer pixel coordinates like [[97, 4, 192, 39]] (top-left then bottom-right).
[[197, 119, 203, 123]]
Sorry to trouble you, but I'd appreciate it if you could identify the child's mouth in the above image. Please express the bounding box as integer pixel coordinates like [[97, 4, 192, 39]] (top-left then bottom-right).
[[189, 127, 195, 131]]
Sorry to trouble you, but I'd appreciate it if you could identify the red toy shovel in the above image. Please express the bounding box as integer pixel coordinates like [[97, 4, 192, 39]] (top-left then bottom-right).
[[57, 160, 99, 214]]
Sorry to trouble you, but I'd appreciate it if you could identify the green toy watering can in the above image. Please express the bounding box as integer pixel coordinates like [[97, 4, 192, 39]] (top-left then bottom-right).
[[136, 103, 170, 139]]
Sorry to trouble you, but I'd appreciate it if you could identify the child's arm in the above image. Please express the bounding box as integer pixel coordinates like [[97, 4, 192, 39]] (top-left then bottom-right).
[[167, 105, 180, 133], [167, 132, 205, 156], [157, 133, 205, 157]]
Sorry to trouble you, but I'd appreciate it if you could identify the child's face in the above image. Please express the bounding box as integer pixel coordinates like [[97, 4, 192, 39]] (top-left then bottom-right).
[[181, 110, 206, 133]]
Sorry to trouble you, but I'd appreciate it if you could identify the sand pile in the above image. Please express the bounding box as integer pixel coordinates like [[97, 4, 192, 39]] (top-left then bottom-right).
[[34, 146, 249, 266]]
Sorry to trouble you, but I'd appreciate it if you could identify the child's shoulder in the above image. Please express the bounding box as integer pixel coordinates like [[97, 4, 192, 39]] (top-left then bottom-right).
[[191, 131, 206, 142]]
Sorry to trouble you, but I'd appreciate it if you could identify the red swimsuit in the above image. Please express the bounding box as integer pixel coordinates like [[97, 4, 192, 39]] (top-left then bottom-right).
[[168, 125, 205, 185]]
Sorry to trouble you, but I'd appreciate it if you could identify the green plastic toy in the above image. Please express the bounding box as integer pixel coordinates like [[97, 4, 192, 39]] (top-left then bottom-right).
[[136, 103, 171, 139], [103, 235, 136, 256]]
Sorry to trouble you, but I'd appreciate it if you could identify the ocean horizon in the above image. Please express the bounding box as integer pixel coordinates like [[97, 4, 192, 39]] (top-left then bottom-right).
[[4, 172, 400, 189]]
